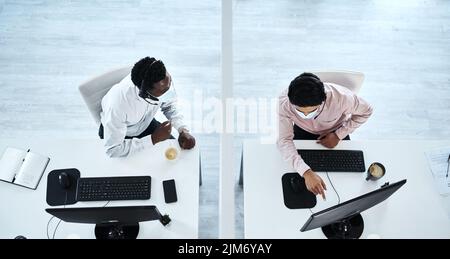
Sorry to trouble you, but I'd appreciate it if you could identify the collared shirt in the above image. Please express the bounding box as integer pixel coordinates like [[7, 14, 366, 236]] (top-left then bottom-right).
[[277, 83, 373, 175], [100, 74, 187, 157]]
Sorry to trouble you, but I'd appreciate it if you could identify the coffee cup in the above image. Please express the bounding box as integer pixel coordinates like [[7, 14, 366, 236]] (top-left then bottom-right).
[[165, 146, 179, 161], [366, 162, 386, 181]]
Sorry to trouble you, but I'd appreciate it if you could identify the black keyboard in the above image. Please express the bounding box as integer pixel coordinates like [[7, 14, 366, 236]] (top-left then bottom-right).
[[76, 176, 151, 202], [297, 149, 365, 172]]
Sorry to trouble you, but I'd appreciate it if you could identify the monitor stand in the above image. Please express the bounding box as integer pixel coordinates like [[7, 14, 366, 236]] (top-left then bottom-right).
[[321, 213, 364, 239], [93, 214, 171, 239], [95, 223, 140, 239]]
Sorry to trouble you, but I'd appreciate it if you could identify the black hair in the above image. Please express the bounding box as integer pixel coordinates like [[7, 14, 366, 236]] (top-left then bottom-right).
[[288, 72, 326, 107], [131, 56, 167, 92]]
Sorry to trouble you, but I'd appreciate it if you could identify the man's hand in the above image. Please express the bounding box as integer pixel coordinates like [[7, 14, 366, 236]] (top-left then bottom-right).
[[178, 131, 196, 150], [303, 169, 327, 200], [151, 121, 172, 145], [317, 132, 340, 148]]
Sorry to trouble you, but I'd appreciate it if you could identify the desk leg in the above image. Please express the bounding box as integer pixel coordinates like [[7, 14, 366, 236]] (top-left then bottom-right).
[[239, 150, 243, 186], [199, 154, 202, 186]]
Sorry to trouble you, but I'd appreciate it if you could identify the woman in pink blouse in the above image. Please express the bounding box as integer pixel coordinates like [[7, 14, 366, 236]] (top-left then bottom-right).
[[277, 73, 373, 200]]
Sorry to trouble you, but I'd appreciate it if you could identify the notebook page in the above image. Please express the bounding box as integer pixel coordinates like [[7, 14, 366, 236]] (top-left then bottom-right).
[[14, 151, 49, 188], [0, 147, 27, 182]]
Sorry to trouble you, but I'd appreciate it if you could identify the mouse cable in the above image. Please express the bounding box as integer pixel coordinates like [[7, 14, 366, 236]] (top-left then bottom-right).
[[51, 192, 68, 239], [49, 199, 110, 239], [308, 172, 341, 215], [325, 171, 341, 204], [52, 217, 63, 239], [47, 192, 67, 239], [46, 216, 55, 239]]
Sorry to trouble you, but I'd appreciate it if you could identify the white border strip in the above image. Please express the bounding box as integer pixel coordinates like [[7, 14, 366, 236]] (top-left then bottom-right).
[[219, 0, 235, 238]]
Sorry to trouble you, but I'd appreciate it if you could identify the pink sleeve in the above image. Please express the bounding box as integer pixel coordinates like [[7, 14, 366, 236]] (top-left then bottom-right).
[[276, 100, 311, 176], [335, 93, 373, 139]]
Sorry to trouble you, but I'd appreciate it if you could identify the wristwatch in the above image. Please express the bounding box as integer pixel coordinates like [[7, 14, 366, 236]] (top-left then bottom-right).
[[178, 128, 190, 134]]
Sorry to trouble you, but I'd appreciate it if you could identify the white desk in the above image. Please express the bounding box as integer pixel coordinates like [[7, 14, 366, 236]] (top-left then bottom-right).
[[0, 138, 199, 239], [243, 140, 450, 239]]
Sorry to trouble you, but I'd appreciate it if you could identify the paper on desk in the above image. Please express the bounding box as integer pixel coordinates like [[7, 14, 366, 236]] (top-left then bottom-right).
[[425, 148, 450, 195]]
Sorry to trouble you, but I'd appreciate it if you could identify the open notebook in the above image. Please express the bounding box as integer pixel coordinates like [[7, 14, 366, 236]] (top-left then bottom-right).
[[0, 147, 50, 189]]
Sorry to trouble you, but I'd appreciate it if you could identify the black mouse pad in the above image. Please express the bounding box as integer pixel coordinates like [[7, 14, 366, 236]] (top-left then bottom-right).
[[282, 173, 317, 209], [46, 168, 80, 206]]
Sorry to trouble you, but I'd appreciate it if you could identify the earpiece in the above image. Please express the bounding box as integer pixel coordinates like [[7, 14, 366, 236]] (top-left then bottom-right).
[[138, 80, 147, 99]]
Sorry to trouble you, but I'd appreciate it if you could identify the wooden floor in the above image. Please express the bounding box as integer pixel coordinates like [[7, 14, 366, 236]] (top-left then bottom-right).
[[1, 0, 449, 238]]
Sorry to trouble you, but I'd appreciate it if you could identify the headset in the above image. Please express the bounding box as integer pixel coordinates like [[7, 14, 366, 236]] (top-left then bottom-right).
[[298, 72, 321, 82], [291, 72, 327, 119], [138, 59, 163, 102]]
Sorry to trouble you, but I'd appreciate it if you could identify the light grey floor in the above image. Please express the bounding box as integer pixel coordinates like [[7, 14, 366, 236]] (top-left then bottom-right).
[[1, 0, 449, 239]]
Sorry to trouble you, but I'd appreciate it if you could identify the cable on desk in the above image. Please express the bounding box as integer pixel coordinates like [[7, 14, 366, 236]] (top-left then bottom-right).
[[325, 171, 341, 204], [46, 216, 55, 239], [52, 218, 63, 239], [307, 173, 340, 216], [47, 198, 110, 239], [48, 192, 67, 239]]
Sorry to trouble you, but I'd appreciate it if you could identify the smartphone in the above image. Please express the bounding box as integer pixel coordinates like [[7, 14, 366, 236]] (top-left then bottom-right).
[[163, 179, 177, 203]]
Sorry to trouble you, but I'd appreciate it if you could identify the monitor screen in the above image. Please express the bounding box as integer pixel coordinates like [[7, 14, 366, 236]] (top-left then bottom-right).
[[300, 179, 407, 232], [46, 205, 162, 224], [45, 205, 169, 239]]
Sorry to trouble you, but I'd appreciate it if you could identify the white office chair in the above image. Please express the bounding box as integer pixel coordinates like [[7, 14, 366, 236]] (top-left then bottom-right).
[[78, 66, 132, 126], [310, 70, 365, 94]]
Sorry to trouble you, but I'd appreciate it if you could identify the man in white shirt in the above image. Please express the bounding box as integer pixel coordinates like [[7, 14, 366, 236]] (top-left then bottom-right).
[[99, 57, 196, 157]]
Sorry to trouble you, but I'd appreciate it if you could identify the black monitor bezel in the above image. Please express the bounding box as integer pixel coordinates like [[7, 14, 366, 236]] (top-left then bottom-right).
[[300, 179, 407, 232]]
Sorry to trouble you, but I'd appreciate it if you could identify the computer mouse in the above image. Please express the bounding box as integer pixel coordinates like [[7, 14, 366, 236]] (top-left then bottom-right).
[[58, 172, 71, 189], [290, 175, 303, 193]]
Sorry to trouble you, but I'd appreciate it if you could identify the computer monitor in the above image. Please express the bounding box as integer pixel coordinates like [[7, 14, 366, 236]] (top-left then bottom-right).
[[46, 205, 171, 239], [300, 179, 407, 239]]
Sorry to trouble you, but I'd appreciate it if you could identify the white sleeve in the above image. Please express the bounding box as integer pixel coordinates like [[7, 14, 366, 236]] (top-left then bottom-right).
[[160, 98, 188, 132], [102, 108, 154, 157]]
